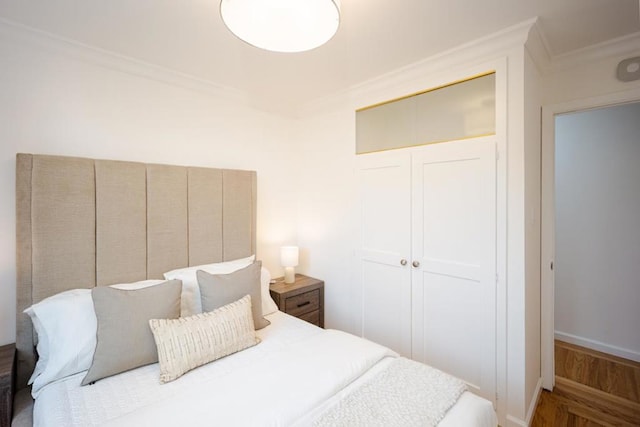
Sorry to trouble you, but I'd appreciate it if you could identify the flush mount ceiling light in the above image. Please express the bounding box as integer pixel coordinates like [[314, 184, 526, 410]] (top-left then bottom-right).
[[220, 0, 340, 53]]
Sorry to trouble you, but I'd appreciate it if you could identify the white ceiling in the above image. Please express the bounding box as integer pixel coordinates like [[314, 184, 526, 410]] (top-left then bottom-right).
[[1, 0, 639, 114]]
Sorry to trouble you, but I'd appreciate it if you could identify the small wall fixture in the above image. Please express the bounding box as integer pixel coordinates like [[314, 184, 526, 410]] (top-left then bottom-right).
[[220, 0, 340, 53], [617, 56, 640, 82], [280, 246, 299, 284]]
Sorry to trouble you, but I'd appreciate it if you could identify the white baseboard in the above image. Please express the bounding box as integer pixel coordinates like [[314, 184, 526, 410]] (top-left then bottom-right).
[[555, 331, 640, 363], [502, 377, 543, 427], [525, 377, 543, 425], [505, 415, 527, 427]]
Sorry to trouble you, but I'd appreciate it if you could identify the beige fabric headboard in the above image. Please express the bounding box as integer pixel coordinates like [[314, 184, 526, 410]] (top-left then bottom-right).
[[15, 153, 257, 389]]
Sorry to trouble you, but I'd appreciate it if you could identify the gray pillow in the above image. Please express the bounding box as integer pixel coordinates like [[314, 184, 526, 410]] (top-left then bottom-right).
[[197, 261, 270, 330], [82, 279, 182, 385]]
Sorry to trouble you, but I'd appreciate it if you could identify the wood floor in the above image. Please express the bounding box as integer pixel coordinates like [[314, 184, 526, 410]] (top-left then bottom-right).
[[531, 340, 640, 426]]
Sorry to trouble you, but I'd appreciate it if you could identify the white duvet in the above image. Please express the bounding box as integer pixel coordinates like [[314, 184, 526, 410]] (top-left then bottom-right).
[[35, 312, 496, 426]]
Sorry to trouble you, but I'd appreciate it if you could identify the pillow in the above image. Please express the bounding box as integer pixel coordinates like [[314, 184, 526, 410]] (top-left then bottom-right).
[[149, 294, 259, 383], [197, 261, 270, 330], [81, 280, 182, 385], [260, 267, 278, 316], [24, 280, 168, 397], [164, 255, 255, 317], [111, 279, 168, 290], [24, 289, 95, 398]]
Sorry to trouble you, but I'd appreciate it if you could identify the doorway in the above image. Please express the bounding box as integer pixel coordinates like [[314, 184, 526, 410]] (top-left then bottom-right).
[[541, 89, 640, 390]]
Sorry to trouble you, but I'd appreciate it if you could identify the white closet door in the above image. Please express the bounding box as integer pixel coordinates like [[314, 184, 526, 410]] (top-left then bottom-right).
[[356, 151, 412, 356], [411, 137, 496, 402]]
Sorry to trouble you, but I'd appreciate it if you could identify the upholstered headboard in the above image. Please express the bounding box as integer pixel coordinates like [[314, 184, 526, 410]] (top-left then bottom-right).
[[15, 153, 257, 389]]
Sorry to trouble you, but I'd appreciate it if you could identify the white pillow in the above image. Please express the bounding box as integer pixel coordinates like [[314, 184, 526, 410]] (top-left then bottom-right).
[[24, 279, 166, 398], [260, 267, 278, 316], [164, 255, 256, 317], [111, 279, 166, 290], [25, 289, 95, 398]]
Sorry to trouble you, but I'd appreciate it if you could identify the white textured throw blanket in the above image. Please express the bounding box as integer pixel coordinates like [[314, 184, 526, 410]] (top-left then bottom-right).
[[313, 357, 467, 427]]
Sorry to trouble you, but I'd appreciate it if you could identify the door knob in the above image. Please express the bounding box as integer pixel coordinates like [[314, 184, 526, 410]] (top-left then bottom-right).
[[400, 259, 407, 266], [412, 260, 420, 268]]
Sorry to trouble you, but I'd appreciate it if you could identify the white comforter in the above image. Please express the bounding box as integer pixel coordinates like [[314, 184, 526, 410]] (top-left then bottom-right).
[[35, 312, 496, 426]]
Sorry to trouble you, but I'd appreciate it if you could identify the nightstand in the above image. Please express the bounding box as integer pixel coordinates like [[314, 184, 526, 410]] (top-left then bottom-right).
[[270, 274, 324, 328], [0, 343, 15, 427]]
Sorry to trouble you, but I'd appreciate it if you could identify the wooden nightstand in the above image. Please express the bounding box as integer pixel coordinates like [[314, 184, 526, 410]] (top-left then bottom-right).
[[270, 274, 324, 328], [0, 343, 15, 427]]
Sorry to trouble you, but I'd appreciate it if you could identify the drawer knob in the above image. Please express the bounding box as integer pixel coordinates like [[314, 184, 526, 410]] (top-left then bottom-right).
[[400, 259, 407, 266], [412, 260, 420, 268], [297, 301, 311, 308]]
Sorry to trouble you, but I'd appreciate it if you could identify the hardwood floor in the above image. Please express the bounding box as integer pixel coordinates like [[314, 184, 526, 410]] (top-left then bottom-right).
[[531, 341, 640, 426]]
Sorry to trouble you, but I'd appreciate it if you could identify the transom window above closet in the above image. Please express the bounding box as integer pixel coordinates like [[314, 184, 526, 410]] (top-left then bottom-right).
[[355, 72, 496, 154]]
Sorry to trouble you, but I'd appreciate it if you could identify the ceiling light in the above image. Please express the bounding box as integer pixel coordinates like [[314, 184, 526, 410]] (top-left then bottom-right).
[[220, 0, 340, 53]]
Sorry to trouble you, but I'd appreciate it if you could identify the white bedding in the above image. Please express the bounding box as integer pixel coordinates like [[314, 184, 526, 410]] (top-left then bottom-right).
[[35, 312, 496, 426]]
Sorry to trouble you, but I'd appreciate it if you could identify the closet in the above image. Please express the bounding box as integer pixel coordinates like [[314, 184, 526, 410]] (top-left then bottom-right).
[[355, 73, 497, 403]]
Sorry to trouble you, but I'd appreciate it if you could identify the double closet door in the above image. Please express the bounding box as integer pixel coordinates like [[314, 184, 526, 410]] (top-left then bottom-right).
[[356, 136, 496, 403]]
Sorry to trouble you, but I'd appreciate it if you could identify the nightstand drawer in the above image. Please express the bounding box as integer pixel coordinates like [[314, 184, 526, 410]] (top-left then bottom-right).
[[270, 275, 324, 328], [285, 289, 320, 317], [298, 309, 320, 326]]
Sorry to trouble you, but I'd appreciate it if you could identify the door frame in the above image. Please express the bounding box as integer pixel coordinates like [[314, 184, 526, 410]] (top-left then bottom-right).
[[540, 87, 640, 390]]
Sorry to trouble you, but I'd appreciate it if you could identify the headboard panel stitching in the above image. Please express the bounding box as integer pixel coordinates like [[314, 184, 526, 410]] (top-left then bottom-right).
[[186, 168, 190, 266]]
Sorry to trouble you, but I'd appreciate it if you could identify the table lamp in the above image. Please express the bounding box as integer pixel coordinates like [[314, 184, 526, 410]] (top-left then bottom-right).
[[280, 246, 299, 284]]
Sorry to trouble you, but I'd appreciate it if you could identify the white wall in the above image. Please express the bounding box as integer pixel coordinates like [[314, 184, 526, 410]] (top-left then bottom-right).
[[554, 102, 640, 361], [523, 48, 542, 421], [0, 25, 298, 346], [543, 34, 640, 105], [503, 46, 535, 427], [294, 108, 358, 333]]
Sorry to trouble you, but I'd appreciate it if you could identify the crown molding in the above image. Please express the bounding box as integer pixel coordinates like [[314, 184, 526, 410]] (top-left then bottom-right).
[[525, 20, 553, 74], [349, 18, 536, 98], [0, 17, 250, 106], [300, 18, 537, 117], [548, 31, 640, 73]]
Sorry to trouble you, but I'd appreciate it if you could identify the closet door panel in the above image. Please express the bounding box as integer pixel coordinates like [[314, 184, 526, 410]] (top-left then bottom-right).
[[356, 152, 412, 357], [420, 272, 484, 386], [411, 137, 496, 401]]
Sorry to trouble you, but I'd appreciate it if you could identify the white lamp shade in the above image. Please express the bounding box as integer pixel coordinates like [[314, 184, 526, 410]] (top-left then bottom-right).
[[280, 246, 299, 267], [220, 0, 340, 53]]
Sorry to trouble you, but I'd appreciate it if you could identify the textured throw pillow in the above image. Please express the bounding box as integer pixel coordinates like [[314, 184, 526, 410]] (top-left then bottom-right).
[[149, 294, 259, 383], [81, 279, 182, 385], [163, 256, 278, 317], [197, 261, 270, 330], [163, 255, 255, 317]]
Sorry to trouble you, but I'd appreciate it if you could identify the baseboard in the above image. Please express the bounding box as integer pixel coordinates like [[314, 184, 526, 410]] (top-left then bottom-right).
[[505, 414, 527, 427], [502, 377, 542, 427], [555, 331, 640, 363], [525, 377, 543, 425]]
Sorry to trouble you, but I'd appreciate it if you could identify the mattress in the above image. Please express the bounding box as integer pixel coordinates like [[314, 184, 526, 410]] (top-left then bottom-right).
[[34, 311, 496, 426]]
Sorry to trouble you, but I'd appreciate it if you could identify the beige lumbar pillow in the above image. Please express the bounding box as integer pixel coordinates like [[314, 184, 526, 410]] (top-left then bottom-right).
[[149, 294, 259, 383], [197, 261, 270, 330], [82, 279, 182, 385]]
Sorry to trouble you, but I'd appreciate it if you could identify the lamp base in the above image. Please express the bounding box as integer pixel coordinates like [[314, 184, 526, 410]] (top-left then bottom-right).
[[284, 267, 295, 284]]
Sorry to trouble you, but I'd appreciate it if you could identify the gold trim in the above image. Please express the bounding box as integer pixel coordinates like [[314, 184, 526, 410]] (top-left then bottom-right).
[[356, 71, 496, 112], [356, 132, 496, 155]]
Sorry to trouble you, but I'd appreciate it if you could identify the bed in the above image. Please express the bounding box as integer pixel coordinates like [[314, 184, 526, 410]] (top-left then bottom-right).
[[13, 153, 497, 426]]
